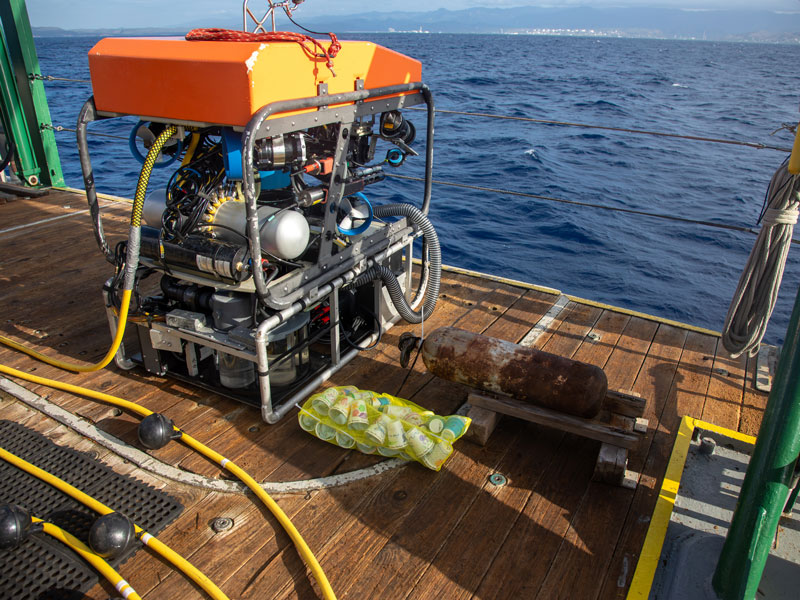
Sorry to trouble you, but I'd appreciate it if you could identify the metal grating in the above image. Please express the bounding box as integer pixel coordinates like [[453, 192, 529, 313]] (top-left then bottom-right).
[[0, 420, 183, 599]]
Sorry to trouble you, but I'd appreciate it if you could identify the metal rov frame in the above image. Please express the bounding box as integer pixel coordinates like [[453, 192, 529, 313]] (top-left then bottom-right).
[[80, 82, 435, 423]]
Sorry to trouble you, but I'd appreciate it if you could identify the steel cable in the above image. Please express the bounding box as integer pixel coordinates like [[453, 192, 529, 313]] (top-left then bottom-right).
[[385, 173, 800, 242], [406, 107, 792, 152]]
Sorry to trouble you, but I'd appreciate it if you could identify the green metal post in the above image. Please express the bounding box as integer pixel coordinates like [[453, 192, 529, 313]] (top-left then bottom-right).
[[713, 284, 800, 599], [0, 25, 38, 182], [0, 0, 64, 187]]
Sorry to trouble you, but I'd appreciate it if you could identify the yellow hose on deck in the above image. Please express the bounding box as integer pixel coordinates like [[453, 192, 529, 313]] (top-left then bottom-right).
[[0, 126, 176, 372], [0, 363, 337, 600], [0, 444, 228, 600], [33, 517, 143, 600]]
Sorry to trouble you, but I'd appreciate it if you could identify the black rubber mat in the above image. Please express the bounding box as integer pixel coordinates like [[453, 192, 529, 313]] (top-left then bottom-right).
[[0, 419, 183, 599]]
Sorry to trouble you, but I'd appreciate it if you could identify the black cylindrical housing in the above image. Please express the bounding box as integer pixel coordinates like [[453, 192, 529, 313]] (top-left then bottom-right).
[[141, 226, 250, 282]]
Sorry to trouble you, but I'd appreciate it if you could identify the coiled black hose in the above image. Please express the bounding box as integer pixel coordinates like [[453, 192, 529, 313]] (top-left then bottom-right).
[[350, 203, 441, 324]]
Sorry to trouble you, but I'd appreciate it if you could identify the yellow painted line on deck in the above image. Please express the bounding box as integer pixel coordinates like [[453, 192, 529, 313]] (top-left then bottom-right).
[[626, 416, 755, 599]]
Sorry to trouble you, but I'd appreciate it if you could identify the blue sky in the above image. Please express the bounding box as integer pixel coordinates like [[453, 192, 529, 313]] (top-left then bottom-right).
[[28, 1, 800, 30]]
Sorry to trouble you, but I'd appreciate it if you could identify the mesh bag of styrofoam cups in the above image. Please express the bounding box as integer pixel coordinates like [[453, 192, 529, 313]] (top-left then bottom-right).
[[298, 386, 471, 471]]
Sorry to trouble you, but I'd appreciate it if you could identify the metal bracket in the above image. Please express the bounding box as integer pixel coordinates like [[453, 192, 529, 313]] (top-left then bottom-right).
[[243, 0, 304, 33], [317, 83, 329, 109], [756, 344, 779, 392]]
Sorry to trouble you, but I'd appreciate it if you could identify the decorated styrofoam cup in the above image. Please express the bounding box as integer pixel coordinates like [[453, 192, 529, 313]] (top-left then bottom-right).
[[426, 415, 446, 435], [354, 390, 374, 403], [377, 446, 400, 457], [404, 412, 424, 426], [365, 421, 387, 445], [407, 426, 434, 458], [356, 442, 376, 454], [382, 404, 406, 417], [299, 412, 318, 432], [372, 395, 391, 409], [421, 440, 454, 470], [441, 416, 468, 441], [336, 431, 355, 448], [365, 415, 392, 445], [311, 387, 339, 415], [386, 420, 407, 449], [315, 422, 336, 441], [329, 394, 352, 425], [347, 398, 369, 431], [339, 385, 359, 397]]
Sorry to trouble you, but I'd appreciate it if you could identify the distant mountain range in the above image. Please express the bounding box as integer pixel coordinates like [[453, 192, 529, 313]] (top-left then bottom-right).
[[33, 7, 800, 43]]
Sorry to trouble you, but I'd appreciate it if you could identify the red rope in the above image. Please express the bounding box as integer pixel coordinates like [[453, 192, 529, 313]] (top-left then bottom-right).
[[185, 28, 341, 75]]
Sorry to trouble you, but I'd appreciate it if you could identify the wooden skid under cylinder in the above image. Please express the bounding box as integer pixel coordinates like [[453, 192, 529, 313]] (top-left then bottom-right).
[[466, 389, 649, 488]]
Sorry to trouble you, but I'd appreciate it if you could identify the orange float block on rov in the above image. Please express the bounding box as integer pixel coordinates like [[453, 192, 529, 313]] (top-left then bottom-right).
[[88, 37, 422, 127]]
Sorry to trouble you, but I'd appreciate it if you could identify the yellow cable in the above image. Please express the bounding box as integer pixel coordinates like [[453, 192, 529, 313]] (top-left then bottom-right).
[[0, 290, 131, 373], [0, 443, 229, 600], [181, 132, 201, 167], [180, 434, 337, 600], [0, 119, 335, 597], [0, 363, 337, 600], [32, 517, 143, 600], [0, 126, 176, 372]]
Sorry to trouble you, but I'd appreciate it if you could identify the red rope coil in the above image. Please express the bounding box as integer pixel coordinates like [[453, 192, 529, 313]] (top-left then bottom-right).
[[185, 28, 341, 75]]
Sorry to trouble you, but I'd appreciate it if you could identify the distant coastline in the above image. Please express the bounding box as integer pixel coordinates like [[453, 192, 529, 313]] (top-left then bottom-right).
[[31, 6, 800, 44], [32, 26, 800, 44]]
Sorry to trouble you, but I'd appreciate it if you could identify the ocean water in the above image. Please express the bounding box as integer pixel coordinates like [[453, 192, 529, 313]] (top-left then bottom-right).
[[33, 33, 800, 345]]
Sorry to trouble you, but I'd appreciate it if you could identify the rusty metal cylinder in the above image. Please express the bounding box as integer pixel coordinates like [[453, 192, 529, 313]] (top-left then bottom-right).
[[421, 327, 607, 418]]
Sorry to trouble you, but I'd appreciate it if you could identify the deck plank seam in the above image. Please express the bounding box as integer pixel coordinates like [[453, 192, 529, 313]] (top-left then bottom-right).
[[271, 283, 533, 599], [537, 319, 670, 599], [400, 426, 529, 600], [467, 428, 571, 600], [595, 327, 712, 600], [519, 302, 607, 598]]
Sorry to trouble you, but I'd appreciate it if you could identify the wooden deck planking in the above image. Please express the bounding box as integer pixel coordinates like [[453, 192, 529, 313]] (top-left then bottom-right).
[[226, 279, 548, 597], [287, 296, 606, 599], [739, 353, 769, 437], [0, 189, 765, 600], [702, 349, 748, 431], [596, 328, 720, 600], [471, 315, 658, 599], [407, 308, 635, 600]]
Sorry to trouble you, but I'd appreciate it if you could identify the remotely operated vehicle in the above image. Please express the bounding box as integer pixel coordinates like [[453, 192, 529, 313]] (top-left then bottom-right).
[[77, 5, 439, 422]]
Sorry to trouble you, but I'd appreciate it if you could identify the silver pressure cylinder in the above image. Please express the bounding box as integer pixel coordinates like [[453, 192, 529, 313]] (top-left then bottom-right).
[[213, 201, 310, 260], [141, 190, 310, 260]]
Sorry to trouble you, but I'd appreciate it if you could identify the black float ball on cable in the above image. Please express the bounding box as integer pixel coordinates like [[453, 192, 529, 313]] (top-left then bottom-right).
[[88, 512, 135, 559], [0, 504, 33, 550], [138, 412, 179, 450]]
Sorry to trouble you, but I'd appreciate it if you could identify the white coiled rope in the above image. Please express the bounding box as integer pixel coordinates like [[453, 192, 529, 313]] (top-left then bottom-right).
[[723, 160, 800, 358]]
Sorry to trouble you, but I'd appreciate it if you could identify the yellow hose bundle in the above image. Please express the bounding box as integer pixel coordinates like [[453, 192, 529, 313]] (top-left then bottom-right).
[[0, 125, 336, 598]]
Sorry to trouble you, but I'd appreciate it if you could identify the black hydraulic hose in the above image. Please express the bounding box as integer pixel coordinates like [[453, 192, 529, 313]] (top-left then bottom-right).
[[351, 203, 441, 324], [76, 97, 114, 263], [0, 140, 15, 174], [242, 83, 434, 308], [420, 85, 434, 216]]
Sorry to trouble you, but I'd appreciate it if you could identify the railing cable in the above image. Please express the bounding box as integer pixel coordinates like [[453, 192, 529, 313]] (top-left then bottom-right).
[[386, 173, 800, 243], [43, 123, 128, 141], [31, 74, 91, 84], [406, 107, 792, 152]]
